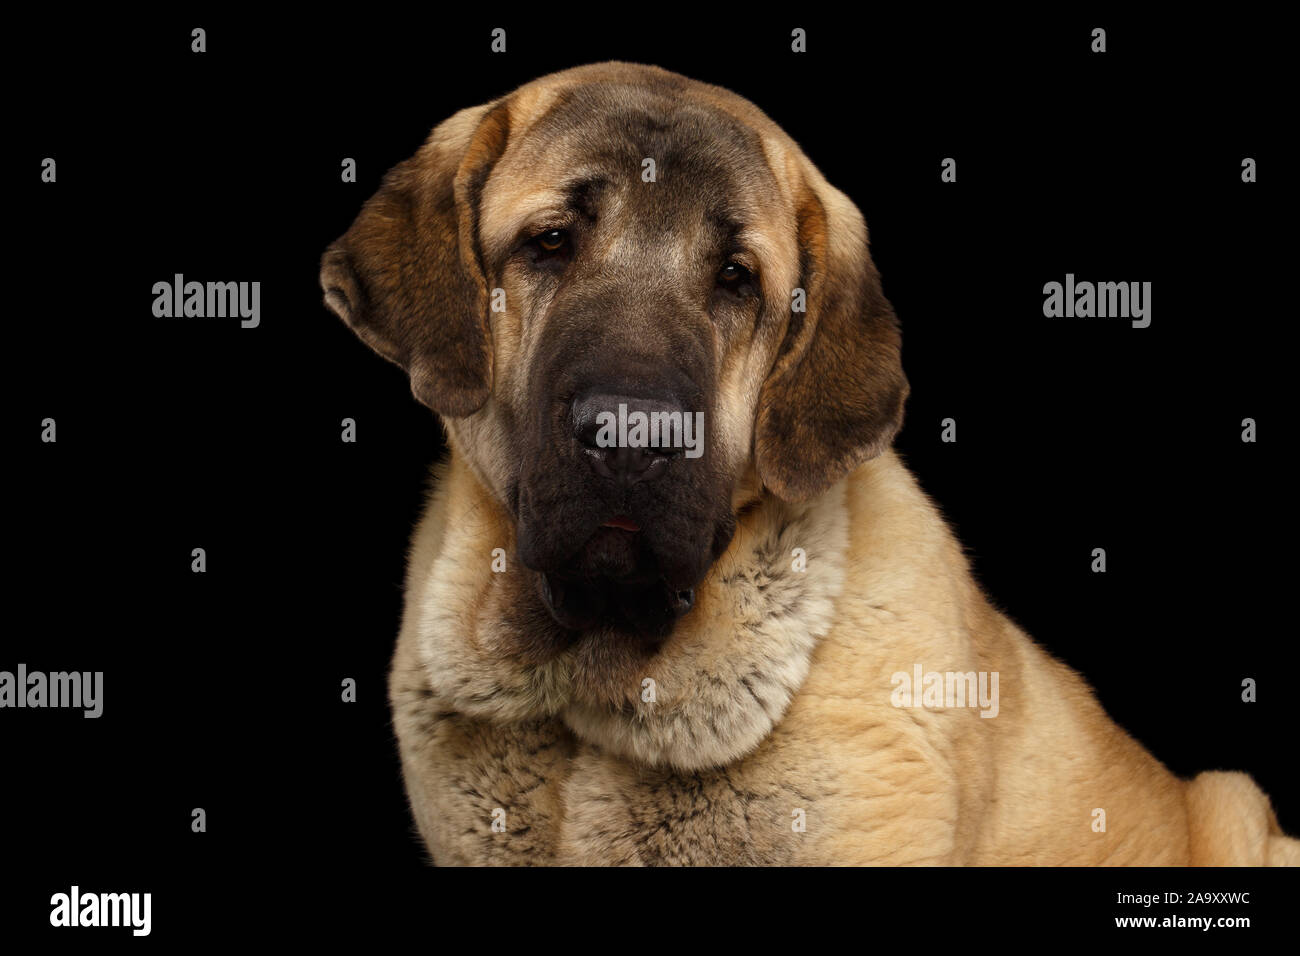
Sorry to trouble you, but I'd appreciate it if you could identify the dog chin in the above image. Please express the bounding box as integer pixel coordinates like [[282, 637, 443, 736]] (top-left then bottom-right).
[[536, 569, 696, 643], [519, 507, 734, 642], [532, 522, 699, 642]]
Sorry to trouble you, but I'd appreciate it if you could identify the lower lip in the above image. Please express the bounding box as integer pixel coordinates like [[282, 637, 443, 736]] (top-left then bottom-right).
[[602, 515, 641, 532]]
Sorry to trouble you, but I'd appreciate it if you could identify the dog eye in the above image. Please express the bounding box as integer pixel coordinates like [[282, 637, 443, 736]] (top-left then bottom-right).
[[717, 261, 752, 288], [532, 228, 570, 256]]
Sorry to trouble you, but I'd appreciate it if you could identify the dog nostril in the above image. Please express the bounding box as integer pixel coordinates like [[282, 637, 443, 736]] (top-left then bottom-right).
[[570, 391, 687, 483], [573, 407, 605, 451]]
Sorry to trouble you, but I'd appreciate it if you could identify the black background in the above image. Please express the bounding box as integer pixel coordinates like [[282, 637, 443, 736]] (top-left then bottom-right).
[[8, 8, 1296, 941]]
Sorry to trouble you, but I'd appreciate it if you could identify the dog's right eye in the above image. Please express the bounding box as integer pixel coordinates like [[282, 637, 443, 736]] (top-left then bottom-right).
[[529, 228, 572, 261]]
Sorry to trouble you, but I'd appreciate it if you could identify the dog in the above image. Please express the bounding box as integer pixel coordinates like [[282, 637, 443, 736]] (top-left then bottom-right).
[[320, 62, 1298, 865]]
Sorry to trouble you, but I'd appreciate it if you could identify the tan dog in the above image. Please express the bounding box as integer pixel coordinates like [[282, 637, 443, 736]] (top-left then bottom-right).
[[320, 62, 1298, 865]]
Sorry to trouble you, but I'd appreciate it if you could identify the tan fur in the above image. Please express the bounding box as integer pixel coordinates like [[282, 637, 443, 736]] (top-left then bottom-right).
[[391, 449, 1297, 865], [349, 63, 1299, 866]]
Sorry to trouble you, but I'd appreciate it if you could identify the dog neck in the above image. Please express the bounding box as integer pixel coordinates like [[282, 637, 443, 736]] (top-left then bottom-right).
[[404, 450, 852, 771]]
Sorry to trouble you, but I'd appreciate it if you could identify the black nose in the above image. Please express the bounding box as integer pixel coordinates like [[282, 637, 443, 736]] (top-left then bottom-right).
[[571, 391, 684, 483]]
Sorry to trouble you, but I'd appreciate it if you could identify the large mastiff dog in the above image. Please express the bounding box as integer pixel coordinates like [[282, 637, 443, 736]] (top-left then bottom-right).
[[321, 62, 1297, 865]]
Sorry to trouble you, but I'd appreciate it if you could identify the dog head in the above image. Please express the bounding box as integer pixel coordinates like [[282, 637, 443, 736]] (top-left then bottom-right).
[[321, 62, 907, 644]]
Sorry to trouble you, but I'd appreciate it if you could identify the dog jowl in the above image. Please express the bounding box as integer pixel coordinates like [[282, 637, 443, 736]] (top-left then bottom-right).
[[320, 64, 906, 651]]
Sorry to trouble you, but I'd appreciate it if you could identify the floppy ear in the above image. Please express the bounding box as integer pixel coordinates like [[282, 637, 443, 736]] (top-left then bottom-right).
[[319, 101, 511, 417], [754, 168, 909, 502]]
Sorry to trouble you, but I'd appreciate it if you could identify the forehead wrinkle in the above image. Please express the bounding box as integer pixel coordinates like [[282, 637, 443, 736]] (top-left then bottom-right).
[[478, 153, 599, 263], [474, 82, 578, 243], [481, 192, 558, 259], [477, 94, 610, 254]]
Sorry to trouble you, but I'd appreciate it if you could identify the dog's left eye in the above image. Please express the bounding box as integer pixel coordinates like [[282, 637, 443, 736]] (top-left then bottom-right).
[[528, 228, 572, 260], [536, 229, 566, 251], [717, 261, 753, 291]]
